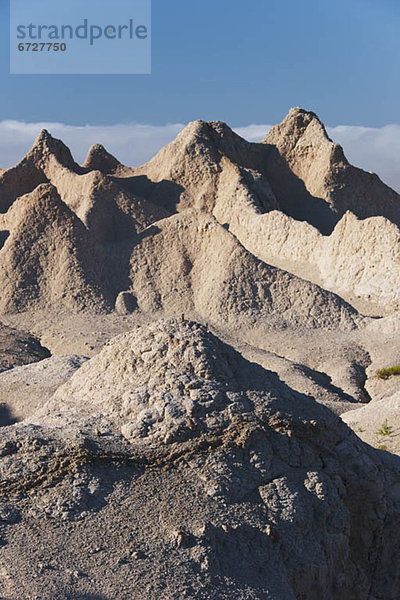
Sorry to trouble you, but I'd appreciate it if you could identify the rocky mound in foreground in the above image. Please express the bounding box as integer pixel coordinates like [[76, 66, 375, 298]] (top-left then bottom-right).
[[32, 317, 313, 440], [0, 319, 391, 599]]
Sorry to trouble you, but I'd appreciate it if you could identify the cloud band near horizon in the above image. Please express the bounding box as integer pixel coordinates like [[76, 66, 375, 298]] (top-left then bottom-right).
[[0, 120, 399, 193]]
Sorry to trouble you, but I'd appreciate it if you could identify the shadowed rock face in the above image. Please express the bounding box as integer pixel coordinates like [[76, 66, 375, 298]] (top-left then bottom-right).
[[0, 321, 52, 425], [0, 321, 50, 372], [0, 319, 397, 599], [263, 108, 400, 233]]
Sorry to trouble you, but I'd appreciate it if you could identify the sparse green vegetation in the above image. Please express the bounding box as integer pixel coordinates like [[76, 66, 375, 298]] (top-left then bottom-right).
[[378, 420, 392, 437], [357, 426, 364, 433], [375, 420, 393, 451], [376, 366, 400, 380]]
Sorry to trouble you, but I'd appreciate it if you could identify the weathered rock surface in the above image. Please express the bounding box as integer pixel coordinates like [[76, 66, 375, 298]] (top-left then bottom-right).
[[0, 184, 110, 312], [115, 291, 138, 315], [126, 211, 360, 331], [0, 354, 87, 426], [217, 200, 400, 315], [0, 175, 362, 330], [0, 319, 395, 599], [32, 319, 363, 437], [82, 143, 121, 174], [111, 109, 400, 314]]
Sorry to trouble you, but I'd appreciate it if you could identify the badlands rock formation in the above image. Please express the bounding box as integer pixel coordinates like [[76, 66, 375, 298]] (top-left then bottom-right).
[[0, 319, 397, 599], [108, 108, 400, 314], [0, 125, 363, 326], [127, 210, 359, 331], [0, 108, 399, 598], [264, 108, 400, 232], [1, 108, 400, 315], [29, 319, 360, 439], [0, 109, 400, 314], [0, 184, 110, 312]]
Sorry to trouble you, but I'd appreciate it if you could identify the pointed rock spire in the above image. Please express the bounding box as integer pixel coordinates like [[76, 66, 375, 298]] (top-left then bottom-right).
[[262, 107, 400, 233], [83, 144, 121, 173], [263, 106, 346, 164], [29, 129, 81, 171], [35, 128, 52, 143]]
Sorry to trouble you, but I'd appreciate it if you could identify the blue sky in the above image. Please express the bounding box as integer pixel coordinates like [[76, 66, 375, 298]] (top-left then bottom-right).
[[0, 0, 399, 191], [1, 0, 399, 127]]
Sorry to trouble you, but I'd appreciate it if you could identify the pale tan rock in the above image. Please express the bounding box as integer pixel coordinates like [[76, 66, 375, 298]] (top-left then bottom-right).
[[127, 210, 359, 331], [0, 354, 86, 424], [0, 184, 110, 312], [1, 111, 399, 316], [111, 110, 400, 315], [0, 112, 400, 599], [264, 107, 400, 233], [214, 197, 400, 314], [82, 143, 121, 174], [0, 130, 169, 244], [342, 391, 400, 454], [115, 291, 138, 315]]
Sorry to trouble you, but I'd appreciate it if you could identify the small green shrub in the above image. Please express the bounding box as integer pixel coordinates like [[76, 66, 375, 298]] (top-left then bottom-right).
[[378, 444, 387, 451], [376, 366, 400, 380], [378, 420, 392, 437], [357, 426, 364, 433]]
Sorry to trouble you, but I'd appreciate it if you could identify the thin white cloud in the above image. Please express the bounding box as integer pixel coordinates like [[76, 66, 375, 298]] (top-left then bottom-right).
[[327, 124, 400, 193], [236, 123, 400, 193], [233, 124, 270, 142], [0, 120, 398, 193], [0, 120, 186, 170]]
